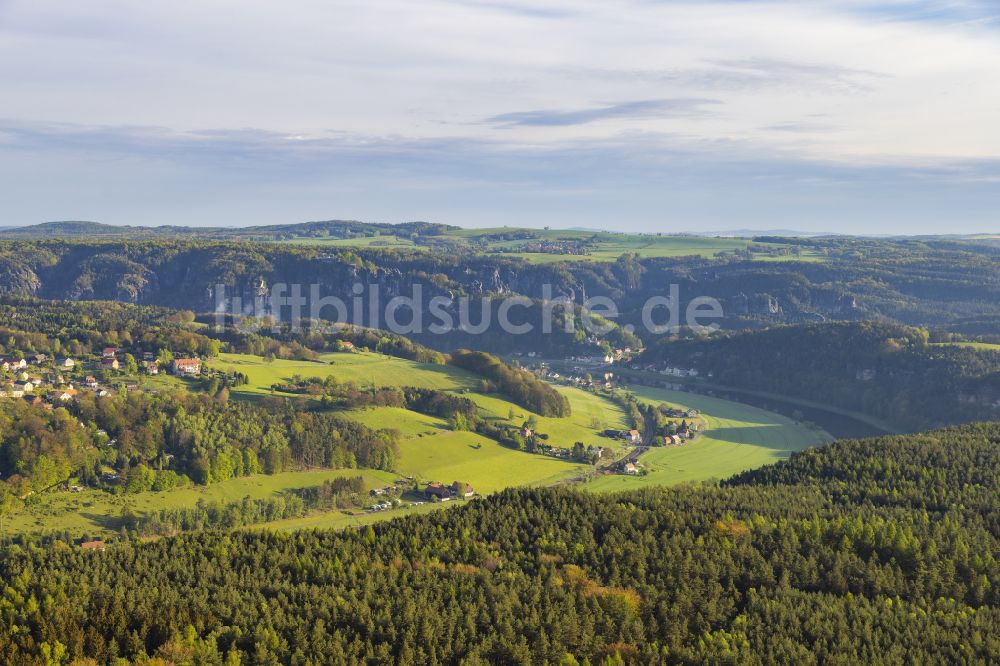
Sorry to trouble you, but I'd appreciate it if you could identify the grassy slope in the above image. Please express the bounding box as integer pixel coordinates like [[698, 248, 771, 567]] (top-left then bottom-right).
[[270, 228, 819, 263], [6, 468, 400, 535], [932, 342, 1000, 351], [9, 351, 828, 537], [346, 405, 590, 492], [209, 351, 479, 395], [585, 386, 831, 492]]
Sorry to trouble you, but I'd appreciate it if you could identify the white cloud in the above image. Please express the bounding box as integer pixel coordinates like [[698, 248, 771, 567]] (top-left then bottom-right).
[[0, 0, 998, 230]]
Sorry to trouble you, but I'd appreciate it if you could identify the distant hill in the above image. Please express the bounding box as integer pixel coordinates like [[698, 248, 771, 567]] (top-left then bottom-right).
[[639, 321, 1000, 431], [0, 219, 460, 241]]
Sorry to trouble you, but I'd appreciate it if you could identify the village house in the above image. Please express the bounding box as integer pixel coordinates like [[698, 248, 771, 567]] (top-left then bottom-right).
[[2, 358, 27, 371], [29, 353, 47, 365], [423, 482, 452, 500], [102, 347, 120, 359], [337, 340, 355, 351], [624, 462, 639, 475], [47, 390, 76, 403], [56, 357, 75, 368], [84, 375, 99, 387], [171, 358, 201, 376], [628, 429, 642, 444], [15, 381, 34, 393], [144, 361, 159, 375], [80, 540, 107, 551], [101, 357, 120, 370]]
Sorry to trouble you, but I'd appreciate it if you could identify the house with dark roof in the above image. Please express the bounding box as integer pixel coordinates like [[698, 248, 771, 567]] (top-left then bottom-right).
[[424, 482, 452, 500]]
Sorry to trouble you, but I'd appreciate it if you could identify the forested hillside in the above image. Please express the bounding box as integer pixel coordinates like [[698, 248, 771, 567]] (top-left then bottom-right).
[[640, 321, 1000, 430], [1, 423, 999, 663], [2, 235, 999, 351]]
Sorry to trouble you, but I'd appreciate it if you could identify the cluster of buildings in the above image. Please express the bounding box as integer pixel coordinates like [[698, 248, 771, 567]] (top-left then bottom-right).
[[423, 481, 475, 501], [0, 348, 203, 406], [544, 369, 617, 391], [1, 355, 82, 403], [629, 361, 710, 380]]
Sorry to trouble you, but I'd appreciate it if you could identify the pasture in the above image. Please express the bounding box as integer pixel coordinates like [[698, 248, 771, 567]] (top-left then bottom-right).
[[208, 351, 477, 395], [271, 227, 815, 263], [586, 387, 831, 492], [5, 468, 401, 536]]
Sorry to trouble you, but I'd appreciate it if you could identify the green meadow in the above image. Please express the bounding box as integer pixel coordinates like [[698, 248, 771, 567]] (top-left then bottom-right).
[[5, 468, 401, 536], [345, 404, 592, 492], [586, 387, 831, 492], [8, 348, 836, 538], [208, 351, 478, 395], [271, 227, 819, 263], [932, 342, 1000, 352]]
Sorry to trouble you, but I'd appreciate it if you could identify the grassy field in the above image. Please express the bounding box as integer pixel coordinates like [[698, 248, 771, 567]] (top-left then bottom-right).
[[346, 404, 589, 492], [6, 468, 401, 536], [211, 351, 629, 449], [461, 387, 629, 449], [932, 342, 1000, 352], [209, 351, 478, 395], [346, 406, 448, 437], [586, 387, 831, 492], [8, 348, 836, 538], [272, 228, 820, 263], [253, 499, 457, 532], [395, 430, 585, 493], [276, 234, 420, 250]]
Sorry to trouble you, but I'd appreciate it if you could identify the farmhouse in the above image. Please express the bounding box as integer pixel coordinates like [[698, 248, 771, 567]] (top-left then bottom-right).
[[628, 429, 642, 444], [171, 358, 201, 376], [337, 340, 355, 351], [80, 540, 107, 551], [424, 482, 452, 500], [624, 462, 639, 475]]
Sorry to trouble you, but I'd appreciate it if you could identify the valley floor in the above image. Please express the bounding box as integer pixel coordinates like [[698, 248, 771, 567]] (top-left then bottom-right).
[[5, 352, 829, 538]]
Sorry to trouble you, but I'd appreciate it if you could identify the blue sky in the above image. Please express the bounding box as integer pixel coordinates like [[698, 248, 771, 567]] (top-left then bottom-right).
[[0, 0, 998, 233]]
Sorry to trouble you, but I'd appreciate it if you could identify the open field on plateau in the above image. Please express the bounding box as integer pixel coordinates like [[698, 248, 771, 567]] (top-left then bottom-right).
[[208, 351, 479, 394], [932, 342, 1000, 352], [274, 227, 822, 263], [586, 386, 832, 492]]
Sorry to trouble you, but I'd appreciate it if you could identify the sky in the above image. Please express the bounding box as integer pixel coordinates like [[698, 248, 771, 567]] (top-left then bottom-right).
[[0, 0, 998, 234]]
